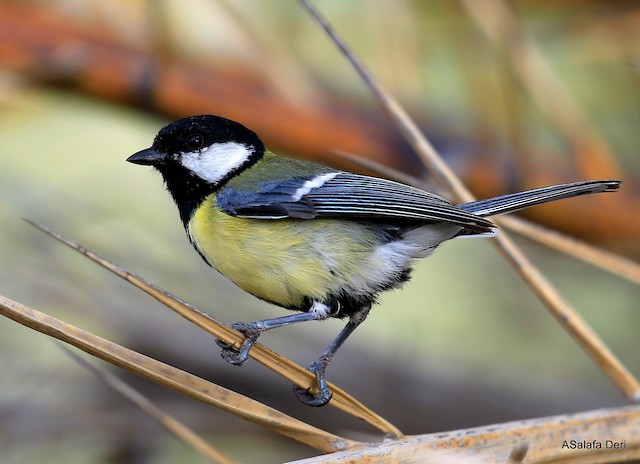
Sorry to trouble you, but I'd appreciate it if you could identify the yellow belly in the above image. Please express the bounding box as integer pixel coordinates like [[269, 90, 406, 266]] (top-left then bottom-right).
[[187, 197, 379, 308]]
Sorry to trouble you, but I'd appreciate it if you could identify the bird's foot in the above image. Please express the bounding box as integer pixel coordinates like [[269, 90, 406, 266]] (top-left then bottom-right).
[[216, 322, 261, 366], [293, 357, 333, 407]]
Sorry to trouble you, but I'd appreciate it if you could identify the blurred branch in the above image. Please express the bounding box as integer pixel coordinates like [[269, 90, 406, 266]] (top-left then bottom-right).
[[0, 2, 414, 172], [59, 344, 237, 464], [298, 0, 640, 403], [460, 0, 623, 180], [215, 0, 324, 108]]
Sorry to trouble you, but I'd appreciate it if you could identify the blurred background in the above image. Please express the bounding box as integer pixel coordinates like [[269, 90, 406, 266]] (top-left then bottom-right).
[[1, 0, 639, 462]]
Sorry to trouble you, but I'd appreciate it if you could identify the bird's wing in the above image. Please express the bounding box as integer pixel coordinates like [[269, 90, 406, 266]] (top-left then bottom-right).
[[217, 172, 494, 232]]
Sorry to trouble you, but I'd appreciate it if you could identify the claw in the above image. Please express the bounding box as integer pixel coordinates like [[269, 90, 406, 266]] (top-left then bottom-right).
[[214, 305, 369, 406], [292, 359, 333, 407], [216, 322, 261, 366], [219, 344, 250, 365], [293, 384, 333, 407], [215, 338, 233, 350]]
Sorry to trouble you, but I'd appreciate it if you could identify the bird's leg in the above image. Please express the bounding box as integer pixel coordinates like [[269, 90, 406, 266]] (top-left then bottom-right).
[[216, 301, 336, 366], [294, 305, 371, 407]]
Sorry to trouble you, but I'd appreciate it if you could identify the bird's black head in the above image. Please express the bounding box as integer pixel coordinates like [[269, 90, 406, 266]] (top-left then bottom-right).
[[128, 115, 265, 224]]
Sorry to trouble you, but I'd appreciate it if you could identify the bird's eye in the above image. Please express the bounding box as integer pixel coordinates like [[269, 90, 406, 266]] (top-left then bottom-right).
[[185, 133, 204, 151]]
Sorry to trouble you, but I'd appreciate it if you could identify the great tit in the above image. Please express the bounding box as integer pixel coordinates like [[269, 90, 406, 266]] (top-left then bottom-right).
[[128, 114, 620, 406]]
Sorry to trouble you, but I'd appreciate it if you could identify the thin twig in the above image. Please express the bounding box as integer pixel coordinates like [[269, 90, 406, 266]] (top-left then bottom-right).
[[333, 149, 435, 190], [498, 216, 640, 286], [299, 0, 640, 403], [58, 343, 237, 464]]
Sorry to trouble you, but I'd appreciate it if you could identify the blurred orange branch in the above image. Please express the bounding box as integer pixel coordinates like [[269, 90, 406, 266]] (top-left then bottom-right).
[[1, 2, 638, 252]]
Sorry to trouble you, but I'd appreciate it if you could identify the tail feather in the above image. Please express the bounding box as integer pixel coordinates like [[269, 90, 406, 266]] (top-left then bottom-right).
[[460, 180, 620, 218]]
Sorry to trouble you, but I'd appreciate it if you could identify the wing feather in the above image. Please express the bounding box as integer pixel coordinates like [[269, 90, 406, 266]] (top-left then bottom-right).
[[217, 172, 494, 232]]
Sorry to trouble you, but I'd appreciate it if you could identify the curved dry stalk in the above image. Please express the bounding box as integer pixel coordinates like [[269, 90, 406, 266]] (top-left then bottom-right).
[[58, 344, 237, 464], [297, 0, 473, 205], [24, 219, 403, 438], [299, 0, 640, 403], [0, 294, 355, 453]]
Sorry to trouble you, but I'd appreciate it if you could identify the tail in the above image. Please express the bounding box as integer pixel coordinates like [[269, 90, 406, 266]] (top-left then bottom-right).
[[460, 180, 620, 218]]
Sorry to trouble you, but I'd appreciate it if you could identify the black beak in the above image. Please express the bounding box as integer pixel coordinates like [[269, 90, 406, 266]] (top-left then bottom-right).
[[127, 148, 166, 166]]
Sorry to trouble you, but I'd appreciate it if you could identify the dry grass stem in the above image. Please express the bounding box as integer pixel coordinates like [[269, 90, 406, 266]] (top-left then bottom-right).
[[24, 219, 403, 438], [58, 344, 237, 464], [497, 216, 640, 286], [0, 294, 355, 453], [491, 236, 640, 403], [333, 149, 435, 190], [298, 0, 475, 205], [299, 0, 640, 402]]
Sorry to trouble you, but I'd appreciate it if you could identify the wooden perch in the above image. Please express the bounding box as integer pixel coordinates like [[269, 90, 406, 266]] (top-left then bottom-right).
[[288, 404, 640, 463]]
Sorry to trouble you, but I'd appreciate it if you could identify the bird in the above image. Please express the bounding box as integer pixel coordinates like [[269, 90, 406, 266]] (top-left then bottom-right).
[[127, 114, 620, 406]]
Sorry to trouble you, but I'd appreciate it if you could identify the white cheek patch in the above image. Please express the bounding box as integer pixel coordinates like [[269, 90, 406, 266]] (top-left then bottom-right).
[[291, 172, 339, 201], [180, 142, 251, 184]]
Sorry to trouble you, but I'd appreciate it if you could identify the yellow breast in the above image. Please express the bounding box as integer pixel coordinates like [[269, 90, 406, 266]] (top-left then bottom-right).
[[187, 195, 378, 309]]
